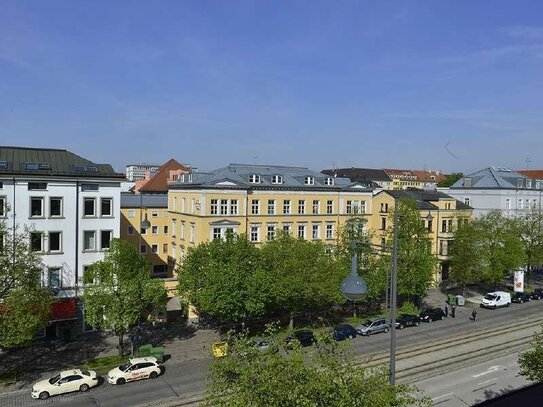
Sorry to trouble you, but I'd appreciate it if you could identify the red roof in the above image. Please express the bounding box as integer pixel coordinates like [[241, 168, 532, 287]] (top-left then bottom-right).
[[517, 170, 543, 180], [138, 159, 190, 193]]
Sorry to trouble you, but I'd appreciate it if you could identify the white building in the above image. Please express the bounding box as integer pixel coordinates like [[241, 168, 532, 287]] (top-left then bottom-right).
[[0, 146, 124, 339], [441, 167, 543, 218], [125, 164, 160, 181]]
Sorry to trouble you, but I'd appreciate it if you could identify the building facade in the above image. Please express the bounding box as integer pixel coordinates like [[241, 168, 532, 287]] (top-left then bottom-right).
[[126, 164, 160, 181], [443, 167, 543, 218], [0, 146, 124, 339], [370, 190, 473, 283], [167, 164, 374, 269]]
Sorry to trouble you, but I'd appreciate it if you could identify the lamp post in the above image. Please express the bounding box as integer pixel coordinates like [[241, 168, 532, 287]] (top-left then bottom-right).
[[340, 241, 368, 304], [389, 200, 399, 385]]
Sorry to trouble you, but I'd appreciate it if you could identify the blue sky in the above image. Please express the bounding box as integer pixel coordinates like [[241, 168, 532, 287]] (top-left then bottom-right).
[[1, 1, 543, 174]]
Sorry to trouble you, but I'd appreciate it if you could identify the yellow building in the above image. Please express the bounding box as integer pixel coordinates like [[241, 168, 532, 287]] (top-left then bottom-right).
[[167, 164, 375, 268], [370, 190, 473, 283]]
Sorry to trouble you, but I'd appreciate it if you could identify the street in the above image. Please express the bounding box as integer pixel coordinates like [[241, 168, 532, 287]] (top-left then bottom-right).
[[1, 299, 543, 407]]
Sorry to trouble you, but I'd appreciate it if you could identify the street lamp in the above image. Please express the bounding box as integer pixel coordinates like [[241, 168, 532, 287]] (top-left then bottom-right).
[[340, 241, 368, 310]]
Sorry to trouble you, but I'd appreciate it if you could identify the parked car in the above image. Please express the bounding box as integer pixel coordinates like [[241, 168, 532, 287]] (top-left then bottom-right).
[[480, 291, 511, 309], [420, 308, 445, 323], [31, 369, 98, 400], [395, 314, 421, 329], [332, 324, 358, 341], [512, 292, 532, 303], [356, 318, 390, 336], [107, 357, 162, 385], [531, 288, 543, 300], [285, 330, 316, 347]]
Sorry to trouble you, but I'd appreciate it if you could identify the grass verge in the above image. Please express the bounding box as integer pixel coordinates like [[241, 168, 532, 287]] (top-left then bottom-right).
[[0, 372, 16, 386], [81, 355, 127, 373]]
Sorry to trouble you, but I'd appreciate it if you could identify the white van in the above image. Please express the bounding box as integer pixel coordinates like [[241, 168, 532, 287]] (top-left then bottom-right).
[[481, 291, 511, 309]]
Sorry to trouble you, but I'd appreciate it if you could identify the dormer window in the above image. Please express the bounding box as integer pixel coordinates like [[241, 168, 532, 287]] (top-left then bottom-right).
[[249, 174, 261, 184], [464, 177, 472, 188], [304, 176, 315, 185], [527, 179, 532, 189], [517, 179, 524, 189], [188, 173, 192, 182], [271, 175, 283, 184], [324, 177, 334, 186]]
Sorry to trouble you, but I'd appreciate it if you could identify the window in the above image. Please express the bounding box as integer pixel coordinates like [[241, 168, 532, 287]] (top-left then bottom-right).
[[84, 198, 96, 216], [249, 174, 261, 184], [127, 226, 134, 235], [153, 265, 167, 275], [172, 197, 177, 212], [101, 198, 112, 216], [190, 224, 195, 243], [298, 224, 306, 239], [28, 182, 47, 190], [427, 220, 433, 232], [505, 199, 511, 210], [271, 175, 283, 184], [517, 179, 524, 189], [230, 199, 238, 215], [283, 200, 291, 214], [220, 199, 228, 215], [282, 224, 291, 234], [181, 222, 185, 239], [151, 244, 158, 253], [326, 224, 334, 240], [359, 201, 366, 214], [526, 199, 530, 209], [380, 203, 389, 213], [140, 245, 147, 254], [325, 177, 334, 186], [537, 181, 541, 190], [30, 232, 43, 252], [140, 225, 147, 235], [213, 227, 222, 240], [163, 243, 168, 254], [439, 240, 447, 256], [380, 217, 387, 230], [163, 225, 168, 234], [267, 224, 276, 240], [81, 183, 98, 191], [48, 268, 61, 288], [49, 232, 61, 252], [448, 219, 453, 232], [298, 200, 305, 214], [152, 225, 158, 234], [182, 198, 186, 212], [312, 224, 320, 240], [50, 197, 63, 217], [251, 199, 259, 215], [533, 199, 537, 209], [84, 231, 96, 251], [0, 196, 5, 217], [210, 199, 218, 215], [312, 200, 320, 214], [128, 209, 136, 218], [464, 197, 470, 206], [191, 198, 196, 214], [250, 225, 259, 242], [152, 210, 159, 218], [101, 230, 112, 249], [0, 162, 6, 170], [172, 220, 177, 237], [304, 176, 315, 185], [267, 199, 276, 215], [527, 180, 532, 189], [30, 197, 44, 217], [327, 200, 333, 214], [346, 200, 352, 214], [519, 199, 524, 209]]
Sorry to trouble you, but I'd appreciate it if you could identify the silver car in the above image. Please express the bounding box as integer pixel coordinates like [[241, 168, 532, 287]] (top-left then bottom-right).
[[356, 318, 390, 336]]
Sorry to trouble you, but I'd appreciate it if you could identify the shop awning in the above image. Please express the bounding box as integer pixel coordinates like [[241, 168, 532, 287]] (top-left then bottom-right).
[[50, 299, 77, 322]]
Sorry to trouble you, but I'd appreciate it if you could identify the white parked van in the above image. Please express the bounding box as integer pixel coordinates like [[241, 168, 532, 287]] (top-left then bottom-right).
[[481, 291, 511, 309]]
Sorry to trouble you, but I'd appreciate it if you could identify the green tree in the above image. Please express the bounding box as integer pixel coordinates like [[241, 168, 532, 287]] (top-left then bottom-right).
[[437, 173, 463, 187], [449, 220, 482, 293], [512, 210, 543, 281], [205, 326, 430, 407], [384, 199, 437, 303], [0, 214, 52, 348], [260, 233, 345, 328], [519, 328, 543, 382], [477, 211, 526, 286], [177, 233, 268, 323], [83, 239, 167, 355]]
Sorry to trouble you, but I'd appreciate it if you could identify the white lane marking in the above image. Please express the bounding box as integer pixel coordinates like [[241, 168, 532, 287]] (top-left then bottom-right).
[[472, 365, 502, 378], [478, 377, 499, 386], [432, 392, 454, 401]]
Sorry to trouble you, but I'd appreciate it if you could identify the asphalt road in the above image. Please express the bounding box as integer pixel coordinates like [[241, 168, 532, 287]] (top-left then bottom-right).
[[2, 299, 542, 407]]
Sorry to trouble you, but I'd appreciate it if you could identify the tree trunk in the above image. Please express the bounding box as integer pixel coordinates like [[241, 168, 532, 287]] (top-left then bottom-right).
[[289, 312, 294, 330], [118, 332, 124, 356]]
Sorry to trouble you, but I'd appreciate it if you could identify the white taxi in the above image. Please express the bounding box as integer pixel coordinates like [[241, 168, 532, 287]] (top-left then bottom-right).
[[107, 357, 162, 385], [31, 369, 98, 400]]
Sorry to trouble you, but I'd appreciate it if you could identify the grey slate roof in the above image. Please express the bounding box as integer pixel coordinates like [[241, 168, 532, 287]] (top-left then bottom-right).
[[451, 167, 533, 190], [322, 168, 392, 183], [170, 163, 374, 191], [121, 193, 168, 208], [380, 190, 472, 211], [0, 146, 124, 179]]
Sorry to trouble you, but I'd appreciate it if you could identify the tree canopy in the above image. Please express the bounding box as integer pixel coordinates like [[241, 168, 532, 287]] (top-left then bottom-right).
[[519, 329, 543, 382], [437, 173, 463, 187]]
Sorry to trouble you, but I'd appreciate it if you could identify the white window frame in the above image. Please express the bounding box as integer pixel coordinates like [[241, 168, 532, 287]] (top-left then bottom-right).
[[312, 200, 320, 214], [282, 223, 291, 234], [250, 225, 259, 243], [312, 224, 320, 240], [304, 176, 315, 185], [298, 224, 306, 239], [327, 200, 333, 214], [83, 230, 96, 252], [230, 199, 238, 215], [326, 223, 334, 240], [49, 197, 63, 218], [283, 200, 291, 214], [152, 225, 158, 235], [267, 199, 276, 215], [298, 200, 305, 214], [324, 177, 334, 186], [266, 224, 276, 241], [30, 196, 44, 218], [210, 199, 218, 215], [271, 175, 283, 184], [100, 197, 113, 217], [249, 174, 261, 184], [220, 199, 228, 215], [251, 199, 259, 215], [83, 197, 96, 217], [190, 223, 195, 243], [172, 220, 177, 237], [127, 209, 136, 218], [48, 231, 62, 253]]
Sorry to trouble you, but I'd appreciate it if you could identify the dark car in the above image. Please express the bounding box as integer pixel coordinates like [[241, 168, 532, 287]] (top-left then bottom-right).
[[395, 314, 421, 330], [332, 325, 358, 341], [512, 292, 531, 303], [286, 330, 316, 348], [531, 288, 543, 300], [419, 308, 445, 323]]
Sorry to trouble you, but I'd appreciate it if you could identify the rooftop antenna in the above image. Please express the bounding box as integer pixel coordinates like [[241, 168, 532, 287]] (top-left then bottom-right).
[[525, 155, 532, 169], [332, 161, 337, 170]]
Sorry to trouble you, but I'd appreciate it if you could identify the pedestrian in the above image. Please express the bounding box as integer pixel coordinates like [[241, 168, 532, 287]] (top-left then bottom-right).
[[451, 305, 456, 318], [471, 309, 477, 322], [444, 304, 449, 317]]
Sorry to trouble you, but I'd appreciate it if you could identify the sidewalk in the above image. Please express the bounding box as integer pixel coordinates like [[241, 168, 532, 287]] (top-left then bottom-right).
[[0, 321, 219, 393]]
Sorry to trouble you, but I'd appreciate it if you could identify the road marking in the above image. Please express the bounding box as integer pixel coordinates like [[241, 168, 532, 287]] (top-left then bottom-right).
[[432, 392, 454, 401], [478, 377, 499, 386], [472, 365, 502, 378]]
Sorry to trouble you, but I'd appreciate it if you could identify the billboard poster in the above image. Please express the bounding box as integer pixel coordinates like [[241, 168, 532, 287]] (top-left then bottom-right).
[[514, 270, 525, 293]]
